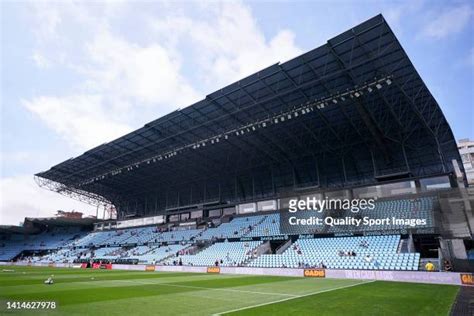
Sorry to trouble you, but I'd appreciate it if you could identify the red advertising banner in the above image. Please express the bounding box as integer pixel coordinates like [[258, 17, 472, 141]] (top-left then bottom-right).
[[102, 264, 112, 270]]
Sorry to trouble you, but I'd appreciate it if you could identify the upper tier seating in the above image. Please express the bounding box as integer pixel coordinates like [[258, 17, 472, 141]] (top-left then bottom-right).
[[193, 197, 435, 240], [73, 231, 117, 247], [281, 197, 435, 235], [25, 227, 84, 249], [0, 242, 25, 261], [196, 215, 267, 240], [0, 228, 85, 260], [125, 244, 189, 264], [72, 226, 203, 247], [122, 227, 157, 244], [30, 247, 88, 263], [245, 213, 280, 237], [154, 229, 203, 243]]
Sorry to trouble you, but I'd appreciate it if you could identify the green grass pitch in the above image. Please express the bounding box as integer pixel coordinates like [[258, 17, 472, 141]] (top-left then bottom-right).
[[0, 266, 459, 315]]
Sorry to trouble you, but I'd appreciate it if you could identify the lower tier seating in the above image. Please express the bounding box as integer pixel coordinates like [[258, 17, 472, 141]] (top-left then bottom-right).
[[168, 240, 262, 267], [249, 235, 420, 270], [125, 244, 189, 264]]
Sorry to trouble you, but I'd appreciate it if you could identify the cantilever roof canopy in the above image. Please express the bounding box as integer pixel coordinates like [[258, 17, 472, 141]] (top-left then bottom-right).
[[36, 15, 462, 218]]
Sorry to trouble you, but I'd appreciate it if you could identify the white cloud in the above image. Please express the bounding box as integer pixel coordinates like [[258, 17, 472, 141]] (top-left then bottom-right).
[[1, 151, 33, 164], [0, 175, 97, 226], [384, 0, 424, 33], [151, 1, 302, 88], [22, 95, 132, 149], [31, 52, 51, 69], [32, 4, 62, 41], [81, 30, 200, 107], [420, 5, 473, 39]]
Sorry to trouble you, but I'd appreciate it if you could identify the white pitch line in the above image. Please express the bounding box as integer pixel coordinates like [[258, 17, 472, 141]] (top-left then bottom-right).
[[213, 280, 376, 315], [121, 279, 299, 297]]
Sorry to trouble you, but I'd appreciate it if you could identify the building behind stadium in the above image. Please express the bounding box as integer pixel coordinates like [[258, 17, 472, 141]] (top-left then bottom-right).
[[458, 138, 474, 186]]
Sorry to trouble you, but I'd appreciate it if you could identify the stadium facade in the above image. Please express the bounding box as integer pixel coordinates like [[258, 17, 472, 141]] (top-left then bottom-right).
[[2, 15, 472, 275], [35, 14, 464, 219]]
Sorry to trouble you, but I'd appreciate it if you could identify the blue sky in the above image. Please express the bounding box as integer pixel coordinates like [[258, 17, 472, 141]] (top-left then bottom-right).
[[1, 0, 473, 225]]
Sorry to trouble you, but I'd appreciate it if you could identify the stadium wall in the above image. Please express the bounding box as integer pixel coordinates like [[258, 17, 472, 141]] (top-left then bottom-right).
[[2, 262, 471, 286]]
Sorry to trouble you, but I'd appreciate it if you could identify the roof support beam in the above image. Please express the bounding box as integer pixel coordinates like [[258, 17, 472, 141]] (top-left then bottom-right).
[[325, 40, 391, 162]]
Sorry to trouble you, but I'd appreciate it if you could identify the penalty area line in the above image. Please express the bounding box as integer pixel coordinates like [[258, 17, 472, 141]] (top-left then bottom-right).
[[213, 280, 376, 315]]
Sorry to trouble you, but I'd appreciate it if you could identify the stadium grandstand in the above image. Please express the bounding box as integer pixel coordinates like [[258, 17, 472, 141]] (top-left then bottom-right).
[[2, 14, 473, 277]]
